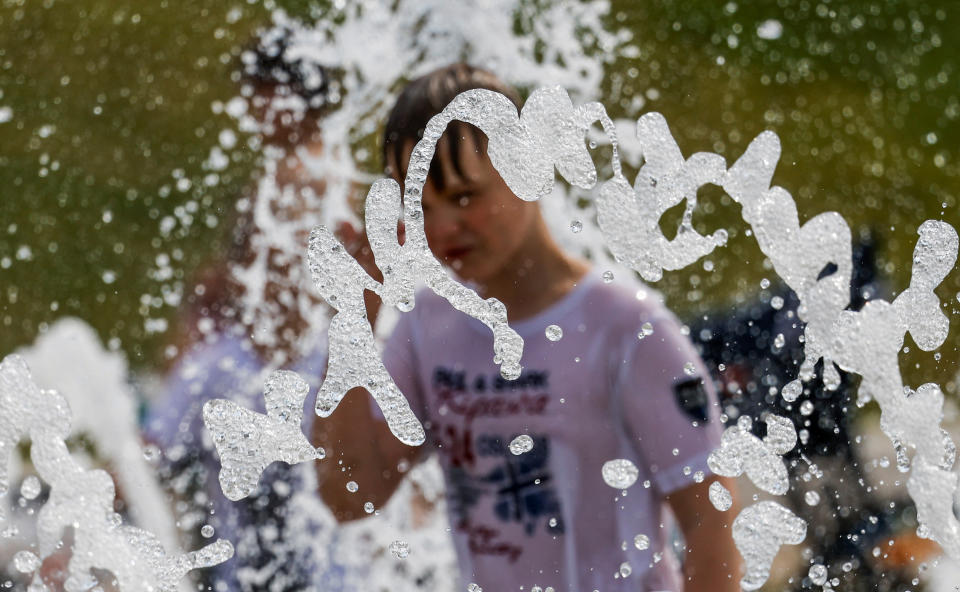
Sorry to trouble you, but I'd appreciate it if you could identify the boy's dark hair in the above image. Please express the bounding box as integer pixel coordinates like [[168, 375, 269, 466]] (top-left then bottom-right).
[[240, 24, 336, 114], [383, 63, 523, 189]]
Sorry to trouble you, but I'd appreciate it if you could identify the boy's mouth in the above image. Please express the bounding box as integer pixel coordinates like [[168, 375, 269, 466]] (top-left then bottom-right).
[[444, 246, 473, 260]]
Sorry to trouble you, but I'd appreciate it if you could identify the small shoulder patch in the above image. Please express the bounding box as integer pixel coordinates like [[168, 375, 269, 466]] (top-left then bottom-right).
[[673, 377, 709, 423]]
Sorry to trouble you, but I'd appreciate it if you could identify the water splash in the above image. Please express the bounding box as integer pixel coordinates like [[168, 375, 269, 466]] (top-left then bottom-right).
[[307, 85, 623, 442], [0, 355, 233, 590], [732, 501, 806, 591], [708, 481, 733, 512], [202, 369, 319, 501], [596, 112, 728, 282], [708, 415, 796, 495], [411, 89, 960, 580], [723, 131, 960, 558], [294, 85, 960, 585]]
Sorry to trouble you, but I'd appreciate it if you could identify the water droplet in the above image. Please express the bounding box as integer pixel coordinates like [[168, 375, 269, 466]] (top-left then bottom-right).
[[760, 278, 770, 289], [619, 562, 632, 577], [804, 491, 820, 506], [683, 362, 697, 376], [509, 434, 534, 455], [693, 470, 705, 483], [346, 481, 358, 493], [548, 517, 558, 527], [389, 540, 410, 559], [467, 583, 482, 592], [708, 481, 733, 511], [397, 299, 414, 312], [781, 379, 802, 402], [799, 400, 814, 416], [570, 220, 583, 233], [756, 18, 783, 40], [20, 476, 41, 500], [808, 564, 828, 586], [500, 362, 522, 381], [364, 502, 375, 514], [770, 296, 784, 310], [545, 325, 563, 341], [142, 444, 161, 463], [894, 440, 911, 473], [201, 524, 215, 538], [602, 270, 614, 283], [13, 550, 40, 573], [634, 534, 650, 550], [601, 459, 639, 489], [773, 333, 785, 349], [640, 322, 654, 337]]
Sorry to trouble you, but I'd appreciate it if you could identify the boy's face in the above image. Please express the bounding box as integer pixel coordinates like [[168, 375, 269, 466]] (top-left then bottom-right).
[[398, 133, 539, 285]]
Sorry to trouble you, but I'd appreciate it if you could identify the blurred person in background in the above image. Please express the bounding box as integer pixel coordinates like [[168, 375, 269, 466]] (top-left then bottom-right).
[[144, 24, 347, 592]]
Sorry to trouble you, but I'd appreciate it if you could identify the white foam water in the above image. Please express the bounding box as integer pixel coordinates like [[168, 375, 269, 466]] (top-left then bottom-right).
[[0, 355, 234, 590]]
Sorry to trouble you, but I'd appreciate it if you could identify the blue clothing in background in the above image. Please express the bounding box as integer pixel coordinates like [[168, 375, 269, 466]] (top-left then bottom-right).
[[146, 334, 344, 591]]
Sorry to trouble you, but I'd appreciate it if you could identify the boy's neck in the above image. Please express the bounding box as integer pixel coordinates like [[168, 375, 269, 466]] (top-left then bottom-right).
[[476, 219, 590, 322]]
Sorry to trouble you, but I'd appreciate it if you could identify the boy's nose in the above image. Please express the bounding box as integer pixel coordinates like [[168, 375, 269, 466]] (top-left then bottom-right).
[[426, 203, 464, 243]]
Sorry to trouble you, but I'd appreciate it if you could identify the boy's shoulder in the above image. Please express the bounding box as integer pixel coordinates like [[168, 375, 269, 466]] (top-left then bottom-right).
[[404, 271, 674, 336], [576, 272, 675, 331]]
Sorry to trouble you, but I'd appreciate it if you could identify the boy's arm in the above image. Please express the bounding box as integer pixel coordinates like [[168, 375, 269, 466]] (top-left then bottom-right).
[[665, 476, 741, 592], [614, 309, 740, 589], [314, 221, 423, 520], [312, 387, 422, 521], [313, 219, 426, 521]]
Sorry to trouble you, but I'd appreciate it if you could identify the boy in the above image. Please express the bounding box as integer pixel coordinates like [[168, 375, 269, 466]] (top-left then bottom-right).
[[316, 64, 740, 591]]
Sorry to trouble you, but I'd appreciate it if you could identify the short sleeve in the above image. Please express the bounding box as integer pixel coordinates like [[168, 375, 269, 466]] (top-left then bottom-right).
[[615, 309, 722, 495], [380, 310, 427, 422]]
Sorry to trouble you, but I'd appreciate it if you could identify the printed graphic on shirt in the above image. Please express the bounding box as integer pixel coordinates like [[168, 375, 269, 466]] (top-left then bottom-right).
[[432, 365, 563, 560]]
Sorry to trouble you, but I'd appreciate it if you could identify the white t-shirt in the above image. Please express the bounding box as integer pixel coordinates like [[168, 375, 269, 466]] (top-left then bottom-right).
[[382, 270, 722, 592]]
